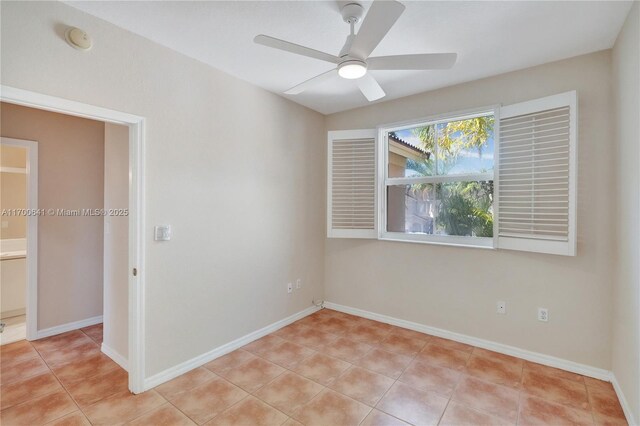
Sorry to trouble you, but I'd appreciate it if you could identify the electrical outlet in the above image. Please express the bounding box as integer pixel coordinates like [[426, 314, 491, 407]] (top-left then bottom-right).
[[496, 301, 506, 314], [538, 308, 549, 322], [287, 282, 293, 294], [296, 279, 301, 290]]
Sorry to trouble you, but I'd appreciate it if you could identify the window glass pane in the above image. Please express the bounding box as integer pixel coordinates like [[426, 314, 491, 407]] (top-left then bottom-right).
[[387, 127, 434, 178], [387, 114, 495, 178], [437, 115, 495, 175], [387, 184, 436, 233], [436, 181, 494, 237], [386, 181, 494, 237]]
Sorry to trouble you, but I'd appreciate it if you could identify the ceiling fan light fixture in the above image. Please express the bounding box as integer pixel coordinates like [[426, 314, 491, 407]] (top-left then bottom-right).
[[338, 60, 367, 79]]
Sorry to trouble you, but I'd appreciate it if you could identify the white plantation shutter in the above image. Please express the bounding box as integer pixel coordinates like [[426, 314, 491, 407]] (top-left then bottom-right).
[[496, 91, 577, 256], [327, 129, 377, 238]]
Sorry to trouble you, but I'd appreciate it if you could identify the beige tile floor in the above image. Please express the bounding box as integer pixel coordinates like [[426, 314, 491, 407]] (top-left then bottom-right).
[[0, 309, 628, 425]]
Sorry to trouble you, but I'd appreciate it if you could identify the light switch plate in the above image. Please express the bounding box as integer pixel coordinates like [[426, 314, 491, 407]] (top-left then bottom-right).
[[154, 225, 171, 241]]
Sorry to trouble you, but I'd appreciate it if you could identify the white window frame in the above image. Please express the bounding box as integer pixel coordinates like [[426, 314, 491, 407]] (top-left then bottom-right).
[[377, 106, 500, 248]]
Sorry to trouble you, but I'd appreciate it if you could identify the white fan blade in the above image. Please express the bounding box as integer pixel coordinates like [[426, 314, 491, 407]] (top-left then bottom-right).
[[368, 53, 457, 70], [285, 69, 337, 95], [254, 35, 340, 64], [356, 73, 385, 101], [349, 0, 406, 60]]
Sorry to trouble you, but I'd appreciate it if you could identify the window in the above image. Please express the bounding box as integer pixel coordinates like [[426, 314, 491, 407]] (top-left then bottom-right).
[[326, 91, 577, 256], [382, 111, 496, 247]]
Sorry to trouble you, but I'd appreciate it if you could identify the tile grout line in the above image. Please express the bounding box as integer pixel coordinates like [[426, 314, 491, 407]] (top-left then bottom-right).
[[514, 355, 526, 426], [9, 325, 134, 426], [330, 311, 561, 426], [80, 386, 170, 425], [164, 359, 290, 425], [8, 337, 86, 425], [160, 387, 201, 426], [0, 350, 46, 387], [357, 320, 422, 425], [433, 342, 472, 426], [275, 311, 453, 426], [456, 347, 525, 425], [43, 328, 104, 425], [244, 312, 378, 425], [584, 383, 599, 425], [241, 333, 340, 424]]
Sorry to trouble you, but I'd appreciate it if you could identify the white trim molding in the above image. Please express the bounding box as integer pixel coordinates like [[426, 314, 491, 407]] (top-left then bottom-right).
[[102, 343, 129, 372], [35, 315, 103, 340], [144, 305, 320, 391], [0, 166, 27, 174], [0, 86, 144, 125], [324, 302, 610, 380], [610, 374, 638, 426]]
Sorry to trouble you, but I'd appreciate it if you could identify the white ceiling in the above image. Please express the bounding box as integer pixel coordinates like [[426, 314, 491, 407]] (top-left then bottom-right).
[[66, 1, 632, 114]]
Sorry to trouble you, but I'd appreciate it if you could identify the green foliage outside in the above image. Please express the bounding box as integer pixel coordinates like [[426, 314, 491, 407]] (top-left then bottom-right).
[[407, 116, 495, 237], [437, 180, 494, 237]]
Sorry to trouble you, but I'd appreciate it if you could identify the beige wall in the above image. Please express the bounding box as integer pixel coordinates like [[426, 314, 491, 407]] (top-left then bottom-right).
[[0, 1, 325, 376], [326, 51, 614, 369], [1, 145, 28, 239], [0, 173, 27, 240], [1, 258, 26, 317], [1, 145, 27, 168], [1, 102, 105, 330], [612, 2, 640, 423], [0, 145, 27, 316], [103, 123, 129, 362]]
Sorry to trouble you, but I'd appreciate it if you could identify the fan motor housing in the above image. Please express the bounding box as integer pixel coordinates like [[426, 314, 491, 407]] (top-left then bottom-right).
[[341, 2, 364, 23]]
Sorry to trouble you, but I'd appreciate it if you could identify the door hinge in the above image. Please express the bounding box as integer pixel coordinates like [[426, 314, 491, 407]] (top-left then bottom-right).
[[132, 268, 138, 277]]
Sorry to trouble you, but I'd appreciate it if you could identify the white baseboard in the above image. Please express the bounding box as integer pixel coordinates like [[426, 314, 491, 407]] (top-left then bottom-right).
[[34, 315, 103, 340], [143, 305, 320, 391], [101, 343, 128, 372], [610, 373, 638, 425], [1, 308, 26, 318], [324, 302, 611, 381]]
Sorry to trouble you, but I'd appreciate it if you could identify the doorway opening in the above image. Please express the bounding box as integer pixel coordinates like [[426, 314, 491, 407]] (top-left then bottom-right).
[[0, 86, 146, 393], [0, 138, 35, 345]]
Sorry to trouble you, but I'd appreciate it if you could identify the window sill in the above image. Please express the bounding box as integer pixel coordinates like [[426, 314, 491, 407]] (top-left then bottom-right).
[[379, 232, 495, 250]]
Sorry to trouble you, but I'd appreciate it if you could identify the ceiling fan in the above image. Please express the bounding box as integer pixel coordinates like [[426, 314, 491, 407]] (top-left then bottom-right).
[[254, 0, 457, 102]]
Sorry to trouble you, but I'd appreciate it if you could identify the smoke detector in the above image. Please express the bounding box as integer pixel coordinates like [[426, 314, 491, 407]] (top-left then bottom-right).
[[65, 27, 92, 51]]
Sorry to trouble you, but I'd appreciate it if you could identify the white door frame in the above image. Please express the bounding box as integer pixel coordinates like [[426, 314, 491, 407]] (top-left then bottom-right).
[[1, 137, 38, 344], [0, 85, 147, 394]]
